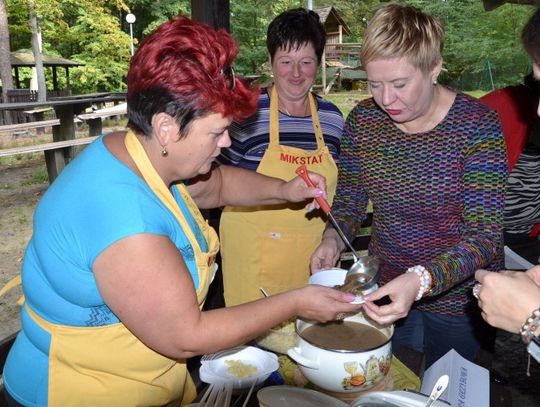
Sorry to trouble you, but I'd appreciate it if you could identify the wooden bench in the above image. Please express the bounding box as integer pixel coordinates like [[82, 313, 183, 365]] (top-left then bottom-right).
[[22, 108, 55, 134], [77, 103, 127, 136], [0, 136, 97, 183], [0, 119, 60, 136]]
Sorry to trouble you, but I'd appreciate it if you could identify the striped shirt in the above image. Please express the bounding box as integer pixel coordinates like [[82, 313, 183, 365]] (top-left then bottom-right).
[[504, 145, 540, 238], [218, 88, 344, 170], [333, 92, 507, 316]]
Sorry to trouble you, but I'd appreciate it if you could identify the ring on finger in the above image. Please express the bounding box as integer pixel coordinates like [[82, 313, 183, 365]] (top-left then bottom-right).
[[336, 313, 346, 320], [472, 283, 482, 299]]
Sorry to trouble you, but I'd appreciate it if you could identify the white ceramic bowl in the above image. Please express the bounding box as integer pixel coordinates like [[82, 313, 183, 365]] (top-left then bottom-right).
[[199, 346, 278, 391], [287, 312, 394, 393], [309, 267, 370, 303], [308, 267, 347, 286]]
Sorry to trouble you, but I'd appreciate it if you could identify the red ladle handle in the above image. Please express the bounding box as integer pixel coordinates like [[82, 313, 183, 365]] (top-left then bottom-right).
[[295, 165, 331, 214]]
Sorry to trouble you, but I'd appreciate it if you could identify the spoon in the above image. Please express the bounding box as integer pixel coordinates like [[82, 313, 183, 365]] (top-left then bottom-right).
[[295, 165, 362, 262], [425, 374, 449, 407], [295, 165, 380, 293]]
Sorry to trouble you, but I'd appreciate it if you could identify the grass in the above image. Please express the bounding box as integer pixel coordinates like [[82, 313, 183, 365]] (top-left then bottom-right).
[[23, 166, 48, 185], [324, 91, 370, 117]]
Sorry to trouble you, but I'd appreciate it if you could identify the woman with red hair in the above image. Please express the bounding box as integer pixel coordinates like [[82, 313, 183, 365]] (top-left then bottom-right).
[[2, 16, 361, 406]]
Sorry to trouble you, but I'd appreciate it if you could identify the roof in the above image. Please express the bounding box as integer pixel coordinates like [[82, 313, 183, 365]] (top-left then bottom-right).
[[313, 6, 351, 36], [10, 49, 84, 68]]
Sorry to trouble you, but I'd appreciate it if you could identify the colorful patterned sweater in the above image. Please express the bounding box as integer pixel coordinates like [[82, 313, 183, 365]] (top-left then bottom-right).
[[333, 93, 507, 315]]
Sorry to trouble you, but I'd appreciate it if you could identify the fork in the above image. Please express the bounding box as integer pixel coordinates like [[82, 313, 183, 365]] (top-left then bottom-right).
[[198, 383, 214, 406]]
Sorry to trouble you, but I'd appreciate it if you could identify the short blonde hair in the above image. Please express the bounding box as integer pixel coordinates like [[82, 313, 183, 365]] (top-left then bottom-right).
[[360, 3, 444, 73]]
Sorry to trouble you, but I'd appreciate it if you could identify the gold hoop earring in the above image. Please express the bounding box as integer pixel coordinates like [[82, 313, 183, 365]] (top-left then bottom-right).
[[161, 147, 168, 157]]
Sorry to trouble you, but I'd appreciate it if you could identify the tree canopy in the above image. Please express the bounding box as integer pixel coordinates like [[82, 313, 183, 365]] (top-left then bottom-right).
[[1, 0, 536, 94]]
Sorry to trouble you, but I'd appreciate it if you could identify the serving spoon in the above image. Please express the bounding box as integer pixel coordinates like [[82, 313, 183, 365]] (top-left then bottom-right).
[[425, 374, 449, 407], [295, 165, 380, 294]]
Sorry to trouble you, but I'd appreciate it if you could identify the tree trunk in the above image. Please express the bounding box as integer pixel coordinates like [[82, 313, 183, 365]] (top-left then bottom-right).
[[28, 0, 46, 102], [0, 0, 13, 124]]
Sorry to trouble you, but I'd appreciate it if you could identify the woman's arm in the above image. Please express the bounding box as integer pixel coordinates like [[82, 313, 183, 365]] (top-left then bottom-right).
[[424, 108, 508, 296], [186, 164, 327, 209], [475, 267, 540, 333], [93, 234, 361, 359]]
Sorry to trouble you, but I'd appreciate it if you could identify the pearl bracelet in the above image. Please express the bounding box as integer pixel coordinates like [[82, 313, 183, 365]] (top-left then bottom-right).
[[406, 265, 432, 301], [520, 307, 540, 344]]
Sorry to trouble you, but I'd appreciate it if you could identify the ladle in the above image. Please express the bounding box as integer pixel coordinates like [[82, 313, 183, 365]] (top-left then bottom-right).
[[295, 165, 380, 294]]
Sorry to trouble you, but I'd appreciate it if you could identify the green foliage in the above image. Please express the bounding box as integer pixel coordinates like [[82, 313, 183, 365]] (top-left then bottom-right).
[[7, 0, 131, 93], [124, 0, 190, 36], [401, 0, 533, 90], [3, 0, 538, 93], [230, 1, 276, 76]]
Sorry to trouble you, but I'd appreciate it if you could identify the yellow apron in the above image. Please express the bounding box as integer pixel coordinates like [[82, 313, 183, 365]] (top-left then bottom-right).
[[221, 87, 338, 306], [27, 130, 219, 407]]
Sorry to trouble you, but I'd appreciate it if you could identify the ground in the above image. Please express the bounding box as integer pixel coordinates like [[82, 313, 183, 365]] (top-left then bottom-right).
[[0, 124, 124, 342], [0, 156, 46, 339]]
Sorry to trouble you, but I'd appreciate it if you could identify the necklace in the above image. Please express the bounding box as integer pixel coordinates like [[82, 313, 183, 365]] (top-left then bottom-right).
[[273, 85, 309, 117], [279, 97, 309, 117]]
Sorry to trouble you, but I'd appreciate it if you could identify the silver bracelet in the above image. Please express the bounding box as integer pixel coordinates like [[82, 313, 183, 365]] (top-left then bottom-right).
[[520, 307, 540, 344], [406, 265, 432, 301]]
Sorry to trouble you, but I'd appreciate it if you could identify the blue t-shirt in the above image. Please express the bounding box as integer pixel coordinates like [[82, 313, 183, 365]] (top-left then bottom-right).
[[3, 135, 207, 406]]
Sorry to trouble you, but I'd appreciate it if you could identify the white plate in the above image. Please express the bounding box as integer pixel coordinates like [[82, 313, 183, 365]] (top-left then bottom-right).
[[350, 390, 451, 407], [257, 385, 348, 407], [199, 346, 278, 391]]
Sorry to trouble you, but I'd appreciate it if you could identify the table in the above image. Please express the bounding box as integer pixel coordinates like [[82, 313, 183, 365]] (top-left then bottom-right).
[[0, 92, 126, 181], [189, 346, 422, 406], [188, 343, 513, 407]]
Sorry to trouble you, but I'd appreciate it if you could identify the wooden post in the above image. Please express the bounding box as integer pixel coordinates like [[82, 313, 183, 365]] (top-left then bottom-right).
[[50, 104, 76, 181], [52, 67, 58, 91], [191, 0, 230, 31], [66, 67, 71, 95], [44, 148, 66, 184], [87, 118, 102, 137]]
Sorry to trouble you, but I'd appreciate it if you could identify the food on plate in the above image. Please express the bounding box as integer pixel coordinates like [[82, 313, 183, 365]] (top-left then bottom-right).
[[224, 359, 258, 378]]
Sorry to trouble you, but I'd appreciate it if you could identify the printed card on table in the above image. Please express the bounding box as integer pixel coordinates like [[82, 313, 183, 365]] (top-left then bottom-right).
[[420, 349, 489, 407]]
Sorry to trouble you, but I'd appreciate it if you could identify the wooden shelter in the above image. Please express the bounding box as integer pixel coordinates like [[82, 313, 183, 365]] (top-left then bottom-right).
[[314, 6, 352, 61], [314, 6, 363, 93], [9, 49, 84, 93]]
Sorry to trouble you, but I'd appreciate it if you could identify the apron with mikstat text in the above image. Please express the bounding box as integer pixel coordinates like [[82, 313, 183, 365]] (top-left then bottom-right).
[[27, 131, 219, 406], [221, 87, 338, 306]]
